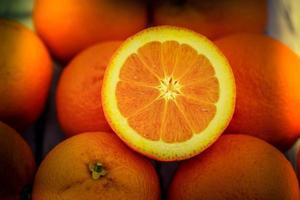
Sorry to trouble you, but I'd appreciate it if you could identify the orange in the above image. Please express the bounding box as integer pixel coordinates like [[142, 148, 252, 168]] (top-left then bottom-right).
[[214, 34, 300, 149], [0, 20, 53, 131], [56, 41, 122, 137], [168, 134, 300, 200], [102, 26, 236, 161], [32, 131, 160, 200], [33, 0, 147, 62], [0, 121, 36, 199], [153, 0, 267, 39]]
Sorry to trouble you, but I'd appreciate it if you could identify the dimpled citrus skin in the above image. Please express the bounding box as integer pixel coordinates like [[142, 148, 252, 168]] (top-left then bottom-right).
[[214, 34, 300, 149], [0, 122, 36, 199], [56, 41, 122, 137], [169, 134, 299, 200], [32, 132, 160, 200], [153, 0, 267, 39], [0, 20, 53, 131], [33, 0, 147, 61]]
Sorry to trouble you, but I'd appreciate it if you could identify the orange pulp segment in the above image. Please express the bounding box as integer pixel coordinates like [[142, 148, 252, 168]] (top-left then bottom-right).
[[102, 26, 235, 161]]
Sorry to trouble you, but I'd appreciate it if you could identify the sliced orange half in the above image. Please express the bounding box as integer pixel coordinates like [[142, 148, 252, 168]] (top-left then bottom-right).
[[102, 26, 235, 161]]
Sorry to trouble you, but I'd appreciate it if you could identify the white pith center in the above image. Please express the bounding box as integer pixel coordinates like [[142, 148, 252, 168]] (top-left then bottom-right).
[[159, 76, 181, 100]]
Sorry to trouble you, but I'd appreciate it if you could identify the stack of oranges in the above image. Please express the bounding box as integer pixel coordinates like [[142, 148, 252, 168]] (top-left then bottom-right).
[[1, 0, 300, 199]]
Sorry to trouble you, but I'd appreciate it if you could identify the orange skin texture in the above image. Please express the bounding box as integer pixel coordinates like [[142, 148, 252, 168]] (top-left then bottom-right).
[[0, 122, 36, 200], [0, 20, 53, 131], [153, 0, 267, 39], [214, 34, 300, 150], [168, 134, 299, 200], [32, 132, 160, 200], [56, 41, 122, 137], [33, 0, 147, 62]]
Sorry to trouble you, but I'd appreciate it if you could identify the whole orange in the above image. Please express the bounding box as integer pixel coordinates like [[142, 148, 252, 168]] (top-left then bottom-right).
[[32, 131, 160, 200], [214, 34, 300, 149], [0, 121, 36, 199], [169, 134, 299, 200], [0, 20, 53, 130], [33, 0, 147, 61], [56, 41, 122, 137], [153, 0, 267, 39]]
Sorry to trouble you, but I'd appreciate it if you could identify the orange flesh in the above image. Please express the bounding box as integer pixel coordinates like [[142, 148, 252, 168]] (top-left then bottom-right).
[[117, 41, 219, 143]]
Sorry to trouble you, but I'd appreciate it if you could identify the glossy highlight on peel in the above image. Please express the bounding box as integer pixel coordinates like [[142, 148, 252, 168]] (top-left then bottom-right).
[[102, 26, 236, 161]]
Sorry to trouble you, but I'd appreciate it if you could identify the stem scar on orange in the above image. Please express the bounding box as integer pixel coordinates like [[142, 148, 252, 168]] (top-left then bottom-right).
[[102, 26, 236, 161], [32, 132, 160, 200]]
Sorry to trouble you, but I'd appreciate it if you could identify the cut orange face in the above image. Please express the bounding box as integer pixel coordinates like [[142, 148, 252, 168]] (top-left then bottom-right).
[[102, 26, 235, 161]]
